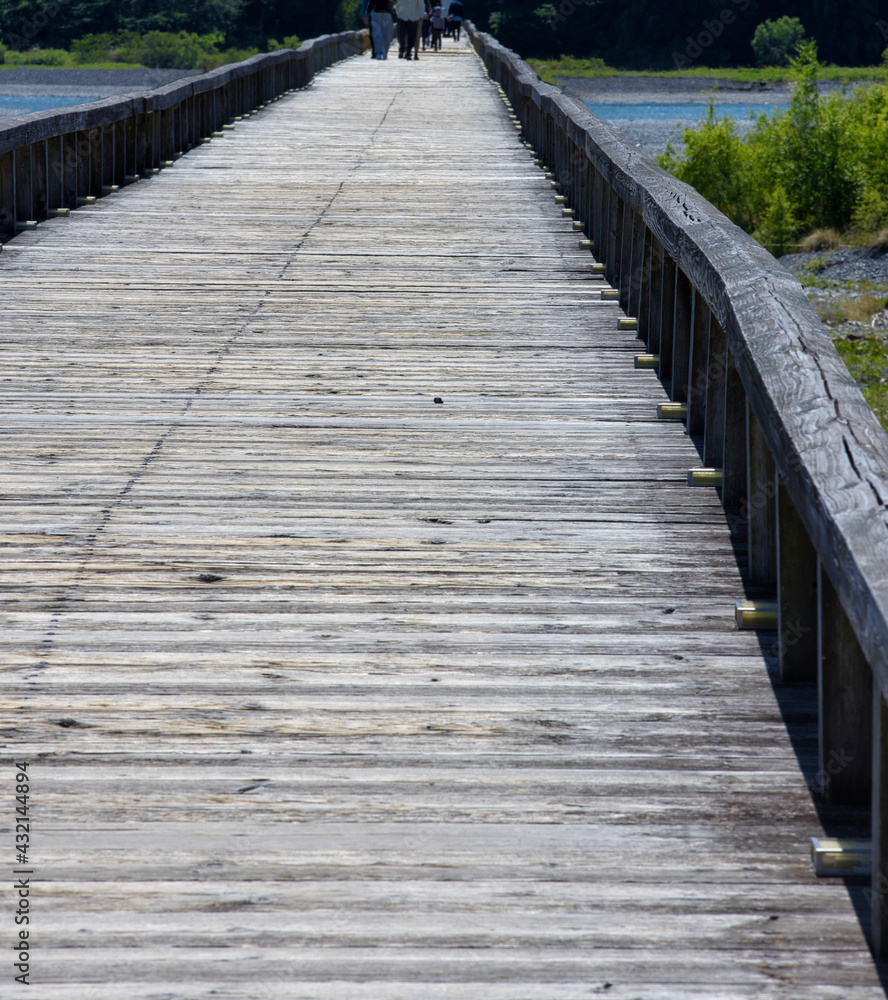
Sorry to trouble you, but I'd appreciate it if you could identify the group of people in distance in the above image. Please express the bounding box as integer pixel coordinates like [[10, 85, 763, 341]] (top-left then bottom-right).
[[362, 0, 466, 61]]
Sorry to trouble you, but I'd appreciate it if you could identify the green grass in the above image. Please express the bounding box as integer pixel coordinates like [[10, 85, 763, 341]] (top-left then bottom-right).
[[834, 334, 888, 430], [527, 56, 887, 87]]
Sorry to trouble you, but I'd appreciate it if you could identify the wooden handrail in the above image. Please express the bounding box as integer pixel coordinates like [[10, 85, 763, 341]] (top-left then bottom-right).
[[0, 30, 371, 238], [464, 21, 888, 952]]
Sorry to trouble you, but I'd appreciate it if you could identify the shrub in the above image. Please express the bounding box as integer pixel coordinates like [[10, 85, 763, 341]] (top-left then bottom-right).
[[71, 32, 136, 65], [852, 190, 888, 235], [2, 46, 74, 66], [658, 42, 883, 253], [799, 229, 843, 252], [657, 104, 758, 232], [753, 187, 798, 256], [70, 30, 258, 70], [267, 36, 302, 52], [201, 46, 259, 69], [768, 43, 859, 231], [132, 31, 212, 69], [751, 16, 806, 67]]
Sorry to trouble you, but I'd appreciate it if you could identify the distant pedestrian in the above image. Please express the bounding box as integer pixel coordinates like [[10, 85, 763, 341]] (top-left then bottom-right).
[[447, 0, 465, 41], [431, 5, 445, 50], [421, 11, 432, 50], [365, 0, 396, 59], [397, 0, 427, 60], [361, 0, 380, 58]]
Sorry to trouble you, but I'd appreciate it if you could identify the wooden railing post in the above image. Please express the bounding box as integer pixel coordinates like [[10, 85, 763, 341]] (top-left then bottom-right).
[[101, 124, 114, 189], [151, 110, 161, 169], [46, 137, 63, 210], [746, 406, 777, 590], [113, 121, 126, 185], [0, 151, 14, 237], [62, 134, 77, 208], [592, 170, 605, 260], [671, 269, 693, 403], [817, 563, 872, 803], [618, 203, 632, 311], [722, 349, 747, 517], [136, 113, 150, 176], [686, 291, 710, 438], [160, 110, 174, 163], [604, 187, 619, 286], [14, 145, 32, 225], [607, 191, 622, 289], [872, 686, 888, 957], [31, 140, 47, 220], [776, 481, 818, 682], [628, 211, 645, 321], [703, 318, 727, 469], [78, 130, 92, 200], [658, 253, 676, 386], [638, 223, 653, 343], [645, 236, 663, 355], [88, 127, 102, 196], [124, 117, 137, 181]]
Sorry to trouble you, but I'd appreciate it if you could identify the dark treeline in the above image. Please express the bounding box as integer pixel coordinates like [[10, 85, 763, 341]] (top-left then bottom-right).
[[1, 0, 886, 67]]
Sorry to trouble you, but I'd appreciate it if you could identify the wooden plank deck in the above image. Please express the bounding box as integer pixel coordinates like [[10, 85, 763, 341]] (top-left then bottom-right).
[[3, 38, 887, 998]]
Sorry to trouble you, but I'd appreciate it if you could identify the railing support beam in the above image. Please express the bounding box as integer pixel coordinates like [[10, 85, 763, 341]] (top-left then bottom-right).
[[818, 562, 872, 804]]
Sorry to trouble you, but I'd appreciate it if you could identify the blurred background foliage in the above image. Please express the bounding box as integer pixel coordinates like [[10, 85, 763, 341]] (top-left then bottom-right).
[[0, 0, 885, 67]]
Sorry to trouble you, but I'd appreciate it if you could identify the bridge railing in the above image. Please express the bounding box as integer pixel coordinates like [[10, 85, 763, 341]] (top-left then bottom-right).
[[466, 24, 888, 949], [0, 30, 370, 240]]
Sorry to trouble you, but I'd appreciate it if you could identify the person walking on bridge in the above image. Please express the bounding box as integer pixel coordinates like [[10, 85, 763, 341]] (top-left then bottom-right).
[[361, 0, 380, 58], [397, 0, 427, 60], [365, 0, 396, 59], [447, 0, 465, 41], [430, 5, 446, 50]]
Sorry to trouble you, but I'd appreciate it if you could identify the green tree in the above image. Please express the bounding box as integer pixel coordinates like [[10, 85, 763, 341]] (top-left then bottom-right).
[[657, 104, 759, 233], [334, 0, 361, 32], [751, 16, 806, 67]]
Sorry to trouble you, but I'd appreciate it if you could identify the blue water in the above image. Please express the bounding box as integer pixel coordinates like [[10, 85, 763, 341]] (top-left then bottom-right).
[[585, 101, 787, 122], [0, 95, 99, 119]]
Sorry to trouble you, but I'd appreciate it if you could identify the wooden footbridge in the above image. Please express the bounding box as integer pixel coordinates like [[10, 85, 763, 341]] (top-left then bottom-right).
[[4, 25, 888, 999]]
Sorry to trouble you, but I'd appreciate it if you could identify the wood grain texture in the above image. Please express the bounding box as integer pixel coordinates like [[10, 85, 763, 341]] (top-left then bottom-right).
[[2, 37, 887, 998]]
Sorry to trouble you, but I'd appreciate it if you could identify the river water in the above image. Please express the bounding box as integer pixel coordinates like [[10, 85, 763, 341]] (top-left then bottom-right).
[[583, 100, 788, 156]]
